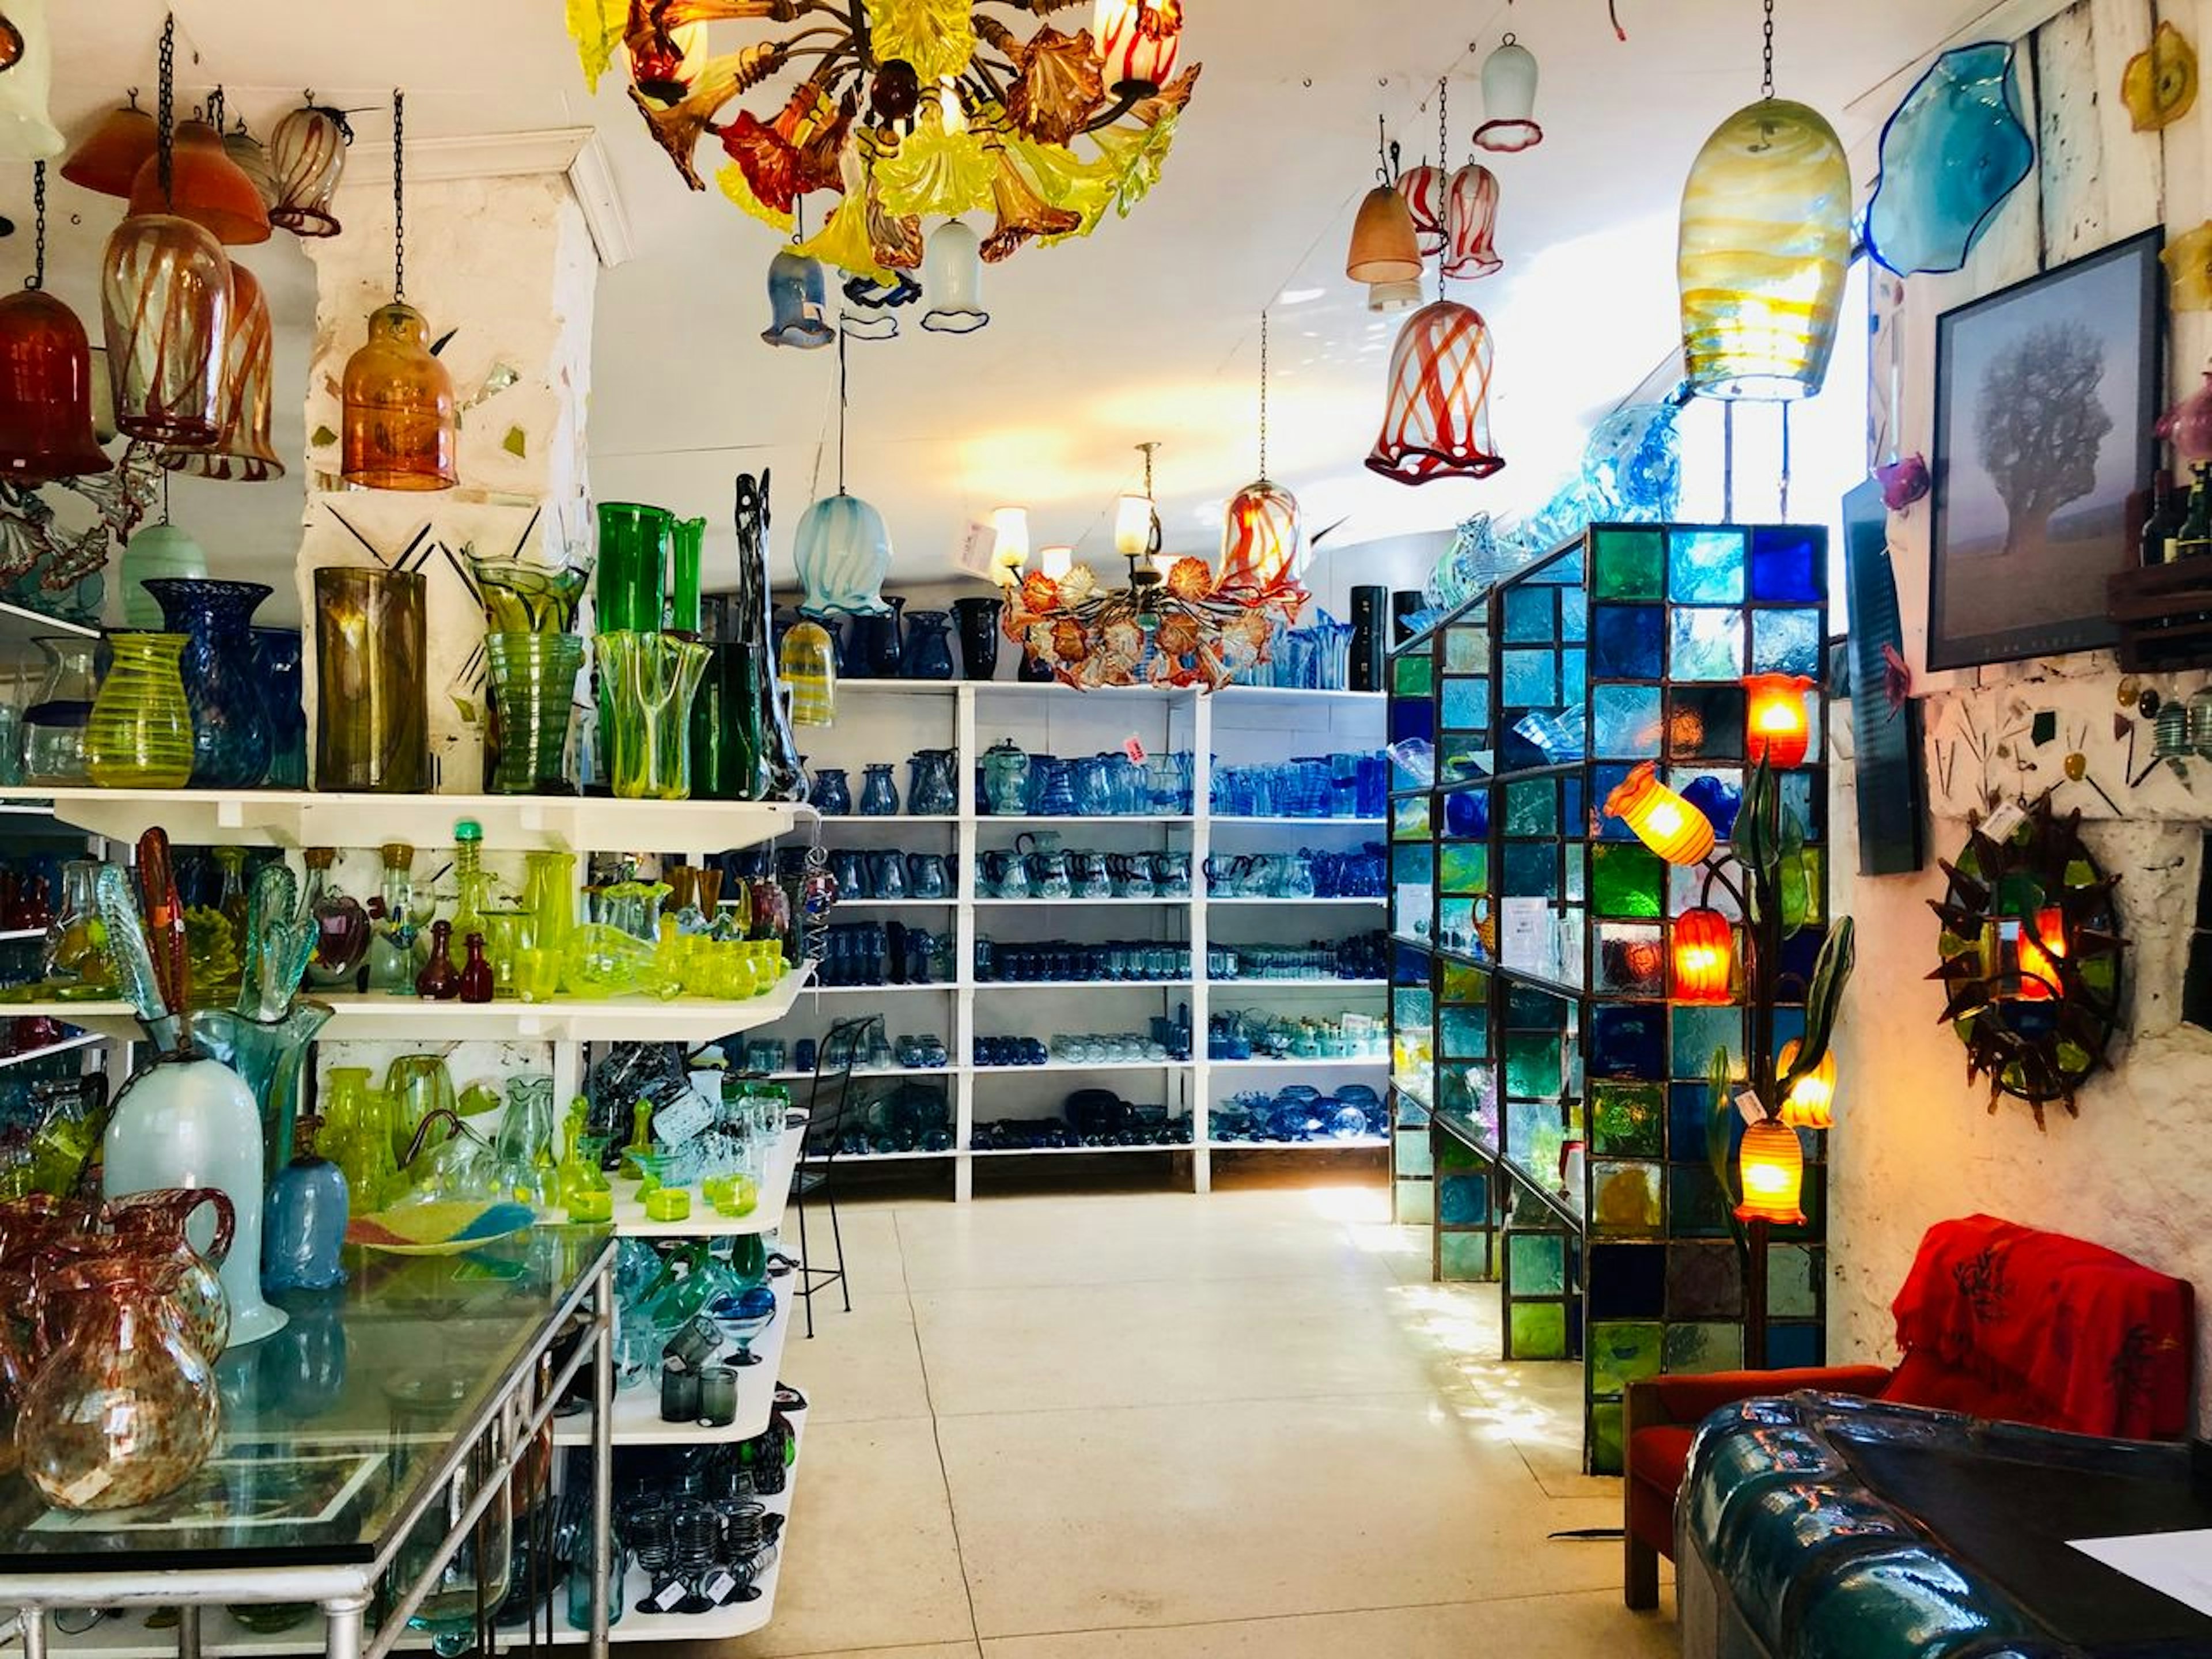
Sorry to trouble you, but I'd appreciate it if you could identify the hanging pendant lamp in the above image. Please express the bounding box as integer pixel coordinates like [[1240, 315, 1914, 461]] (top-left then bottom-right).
[[162, 260, 282, 482], [266, 98, 349, 237], [222, 119, 277, 211], [1443, 163, 1503, 280], [0, 0, 60, 161], [1219, 311, 1306, 594], [1347, 186, 1422, 285], [0, 162, 112, 482], [921, 219, 990, 334], [1091, 0, 1183, 97], [61, 94, 156, 196], [1368, 301, 1502, 484], [1474, 33, 1541, 153], [1396, 163, 1446, 255], [127, 119, 271, 246], [1367, 279, 1422, 313], [762, 246, 834, 348], [342, 90, 457, 490], [794, 331, 892, 615]]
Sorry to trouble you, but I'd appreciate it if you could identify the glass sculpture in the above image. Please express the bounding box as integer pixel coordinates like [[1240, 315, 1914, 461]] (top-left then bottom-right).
[[0, 289, 112, 481], [1444, 162, 1503, 280], [2123, 20, 2198, 132], [793, 491, 893, 615], [1678, 99, 1851, 399], [340, 301, 457, 490], [1864, 43, 2032, 277], [101, 212, 230, 446], [1367, 300, 1503, 485]]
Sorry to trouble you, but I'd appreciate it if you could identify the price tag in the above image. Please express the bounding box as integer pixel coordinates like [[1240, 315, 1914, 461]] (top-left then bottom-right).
[[1734, 1088, 1767, 1128], [955, 518, 1003, 581], [654, 1094, 714, 1146], [646, 1580, 689, 1614], [1980, 800, 2026, 842], [703, 1570, 740, 1604], [1123, 736, 1147, 764]]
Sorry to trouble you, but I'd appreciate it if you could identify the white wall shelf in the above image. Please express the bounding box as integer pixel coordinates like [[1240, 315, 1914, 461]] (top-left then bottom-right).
[[608, 1119, 805, 1237]]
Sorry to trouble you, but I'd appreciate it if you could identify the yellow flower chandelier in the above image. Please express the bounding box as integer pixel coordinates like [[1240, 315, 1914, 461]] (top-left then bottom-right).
[[565, 0, 1201, 283]]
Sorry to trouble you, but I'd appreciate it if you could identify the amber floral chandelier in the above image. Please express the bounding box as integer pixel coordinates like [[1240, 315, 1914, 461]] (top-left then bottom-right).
[[566, 0, 1200, 299]]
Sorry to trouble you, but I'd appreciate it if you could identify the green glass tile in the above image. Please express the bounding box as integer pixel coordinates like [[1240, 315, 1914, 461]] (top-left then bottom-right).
[[1590, 1401, 1624, 1477], [1509, 1231, 1567, 1294], [1444, 627, 1487, 673], [1663, 1321, 1744, 1374], [1392, 796, 1431, 843], [1393, 654, 1434, 696], [1440, 1005, 1487, 1059], [1393, 1130, 1433, 1178], [1592, 844, 1665, 919], [1508, 1300, 1570, 1359], [1440, 1230, 1495, 1282], [1590, 1320, 1665, 1396], [1592, 527, 1665, 600], [1506, 1101, 1566, 1183], [1505, 1033, 1563, 1099], [1395, 1181, 1435, 1225], [1590, 1082, 1666, 1157], [1666, 1163, 1733, 1238], [1768, 1243, 1819, 1318], [1440, 961, 1487, 1002], [1590, 1160, 1663, 1237], [1439, 844, 1488, 896], [1504, 779, 1558, 837]]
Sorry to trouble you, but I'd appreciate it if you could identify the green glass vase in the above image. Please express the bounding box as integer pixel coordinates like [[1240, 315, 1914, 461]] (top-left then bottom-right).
[[484, 631, 584, 796], [595, 630, 710, 801], [596, 503, 669, 633], [85, 631, 195, 789], [688, 641, 767, 801]]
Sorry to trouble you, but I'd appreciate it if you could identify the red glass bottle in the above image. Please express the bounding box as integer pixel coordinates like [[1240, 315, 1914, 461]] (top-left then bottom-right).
[[458, 931, 494, 1005], [414, 919, 460, 1001]]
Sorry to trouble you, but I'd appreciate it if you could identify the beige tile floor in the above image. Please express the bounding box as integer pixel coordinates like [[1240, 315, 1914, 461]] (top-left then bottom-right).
[[676, 1175, 1679, 1659]]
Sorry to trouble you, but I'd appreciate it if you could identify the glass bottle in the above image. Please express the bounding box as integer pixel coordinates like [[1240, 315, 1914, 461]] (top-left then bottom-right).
[[2180, 464, 2212, 560], [84, 631, 194, 789], [558, 1097, 612, 1222], [340, 301, 457, 490], [262, 1113, 349, 1293], [858, 762, 900, 816], [458, 932, 494, 1004], [22, 1074, 109, 1196], [213, 846, 251, 939], [2141, 469, 2177, 566], [141, 577, 273, 789], [450, 819, 490, 947], [304, 846, 372, 989], [415, 919, 461, 1001], [20, 635, 100, 785], [364, 843, 419, 994]]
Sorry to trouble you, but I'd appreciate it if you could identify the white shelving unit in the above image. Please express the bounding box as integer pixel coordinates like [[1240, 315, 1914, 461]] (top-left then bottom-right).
[[763, 680, 1392, 1199]]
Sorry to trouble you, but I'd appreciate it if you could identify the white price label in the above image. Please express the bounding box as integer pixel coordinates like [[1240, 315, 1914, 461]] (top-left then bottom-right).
[[647, 1581, 688, 1613], [1980, 800, 2026, 842], [704, 1571, 739, 1603], [654, 1094, 714, 1146], [956, 519, 1003, 581], [1734, 1088, 1766, 1127]]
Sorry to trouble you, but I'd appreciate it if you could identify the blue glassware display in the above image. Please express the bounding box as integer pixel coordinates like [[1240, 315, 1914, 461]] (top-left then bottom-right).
[[858, 762, 900, 816], [1865, 41, 2033, 277], [908, 748, 960, 815], [142, 577, 275, 789], [250, 627, 308, 790], [901, 609, 957, 680], [1212, 752, 1389, 819]]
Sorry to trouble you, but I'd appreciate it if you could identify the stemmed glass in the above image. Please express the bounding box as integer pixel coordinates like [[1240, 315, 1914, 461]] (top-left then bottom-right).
[[707, 1285, 779, 1365]]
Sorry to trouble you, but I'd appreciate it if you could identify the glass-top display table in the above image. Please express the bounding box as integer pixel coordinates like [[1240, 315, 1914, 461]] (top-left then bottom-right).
[[0, 1226, 616, 1659]]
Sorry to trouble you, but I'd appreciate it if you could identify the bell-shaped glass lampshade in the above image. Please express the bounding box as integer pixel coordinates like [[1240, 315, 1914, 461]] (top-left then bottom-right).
[[127, 121, 272, 247], [780, 619, 837, 727], [224, 125, 278, 210], [62, 102, 157, 196], [1366, 300, 1503, 486], [340, 301, 458, 491], [1396, 164, 1446, 255], [1679, 98, 1853, 401], [922, 219, 990, 335], [1114, 491, 1159, 559], [1347, 185, 1422, 285], [1218, 479, 1304, 593], [267, 103, 347, 238], [991, 506, 1031, 580], [762, 248, 834, 349], [793, 493, 893, 616], [120, 521, 209, 628], [101, 213, 230, 448], [1735, 1119, 1807, 1225], [1039, 544, 1074, 579], [0, 0, 62, 161], [1443, 164, 1503, 279], [1368, 279, 1422, 313], [0, 290, 111, 482], [1092, 0, 1183, 93], [162, 262, 282, 482], [1475, 35, 1541, 153]]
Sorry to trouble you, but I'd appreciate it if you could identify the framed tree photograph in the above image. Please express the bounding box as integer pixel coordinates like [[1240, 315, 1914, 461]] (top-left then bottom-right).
[[1926, 228, 2163, 671]]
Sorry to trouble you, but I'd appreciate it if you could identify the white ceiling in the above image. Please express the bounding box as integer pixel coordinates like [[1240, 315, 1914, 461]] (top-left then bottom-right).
[[31, 0, 1999, 614]]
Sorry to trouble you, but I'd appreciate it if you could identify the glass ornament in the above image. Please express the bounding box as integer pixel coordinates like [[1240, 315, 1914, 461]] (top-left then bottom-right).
[[2123, 20, 2198, 132], [101, 213, 230, 447], [1346, 185, 1422, 285], [1679, 99, 1853, 400], [119, 521, 207, 628], [0, 289, 112, 481], [1219, 479, 1304, 592], [0, 0, 60, 161], [141, 577, 273, 789], [127, 120, 271, 247], [2167, 222, 2212, 312], [266, 101, 347, 237], [313, 566, 427, 793], [762, 247, 834, 349], [1864, 43, 2032, 277], [341, 301, 457, 490], [1734, 1119, 1806, 1225], [1396, 162, 1446, 254], [780, 619, 838, 727], [1092, 0, 1183, 93], [1367, 300, 1503, 485], [84, 631, 194, 789], [61, 100, 156, 196], [794, 492, 893, 615], [922, 218, 990, 334], [1443, 162, 1503, 280], [160, 259, 283, 482], [1475, 34, 1541, 153]]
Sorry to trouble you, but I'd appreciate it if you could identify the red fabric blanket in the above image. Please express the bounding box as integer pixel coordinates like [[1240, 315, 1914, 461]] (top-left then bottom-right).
[[1889, 1214, 2194, 1441]]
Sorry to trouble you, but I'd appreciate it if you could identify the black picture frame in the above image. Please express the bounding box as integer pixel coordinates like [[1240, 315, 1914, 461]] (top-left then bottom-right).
[[1926, 226, 2164, 671]]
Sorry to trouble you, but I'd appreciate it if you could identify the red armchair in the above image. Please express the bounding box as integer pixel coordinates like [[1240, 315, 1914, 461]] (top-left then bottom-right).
[[1623, 1214, 2196, 1611]]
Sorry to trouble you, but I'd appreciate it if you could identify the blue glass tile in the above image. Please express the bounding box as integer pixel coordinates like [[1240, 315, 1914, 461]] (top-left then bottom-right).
[[1501, 842, 1559, 897], [1771, 1006, 1806, 1051], [1593, 685, 1662, 759], [1443, 786, 1489, 839], [1590, 1003, 1666, 1078], [1505, 983, 1572, 1029], [1392, 941, 1433, 986], [1559, 589, 1589, 644], [1677, 768, 1743, 840], [1667, 686, 1745, 759], [1669, 529, 1748, 604], [1670, 862, 1741, 921], [1670, 1082, 1714, 1156], [1563, 778, 1585, 833], [1394, 1128, 1432, 1174], [1767, 1322, 1823, 1369], [1591, 764, 1635, 840], [1503, 585, 1555, 643], [1671, 1005, 1745, 1081], [1591, 605, 1664, 682], [1444, 627, 1486, 672], [1393, 843, 1436, 883], [1780, 926, 1824, 987], [1750, 526, 1826, 601], [1442, 676, 1487, 729], [1551, 549, 1586, 587], [1670, 608, 1746, 681], [1438, 1171, 1491, 1224], [1438, 896, 1486, 949], [1393, 987, 1434, 1027], [1503, 779, 1558, 836], [1587, 1243, 1667, 1319], [1441, 1005, 1487, 1057], [1781, 769, 1816, 835], [1752, 608, 1824, 676], [1390, 699, 1435, 747], [1502, 649, 1558, 706], [1561, 653, 1588, 706]]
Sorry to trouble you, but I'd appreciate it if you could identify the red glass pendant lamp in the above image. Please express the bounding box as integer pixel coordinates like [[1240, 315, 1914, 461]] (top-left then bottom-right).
[[1367, 300, 1502, 483], [0, 162, 111, 481]]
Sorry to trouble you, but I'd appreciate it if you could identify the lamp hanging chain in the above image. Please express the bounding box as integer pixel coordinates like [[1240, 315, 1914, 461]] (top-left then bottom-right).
[[1258, 309, 1269, 480], [25, 160, 43, 292], [836, 326, 848, 494], [391, 88, 407, 302], [1762, 0, 1775, 99], [1435, 75, 1448, 301], [156, 13, 176, 208], [1373, 113, 1389, 187]]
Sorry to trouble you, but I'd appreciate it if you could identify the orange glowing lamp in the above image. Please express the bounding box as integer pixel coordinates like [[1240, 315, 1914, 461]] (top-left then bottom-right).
[[2016, 904, 2067, 1001], [1743, 673, 1815, 769], [1735, 1119, 1807, 1225], [1777, 1038, 1838, 1130], [1603, 762, 1716, 866], [1671, 907, 1736, 1004]]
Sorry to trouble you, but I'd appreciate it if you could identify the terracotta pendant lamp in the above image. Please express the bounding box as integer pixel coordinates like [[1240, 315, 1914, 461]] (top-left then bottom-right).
[[0, 162, 112, 481], [1218, 310, 1306, 596], [341, 89, 457, 491], [127, 119, 271, 245], [1347, 185, 1422, 285], [61, 95, 156, 195]]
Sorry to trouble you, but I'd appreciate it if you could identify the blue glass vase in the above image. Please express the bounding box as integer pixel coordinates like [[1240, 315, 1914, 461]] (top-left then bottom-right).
[[810, 766, 853, 815], [251, 627, 308, 789], [142, 577, 273, 789], [859, 763, 900, 816], [902, 610, 956, 680], [262, 1121, 349, 1293]]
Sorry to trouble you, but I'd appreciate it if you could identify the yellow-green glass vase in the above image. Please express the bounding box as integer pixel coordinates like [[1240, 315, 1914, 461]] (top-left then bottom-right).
[[86, 631, 195, 788]]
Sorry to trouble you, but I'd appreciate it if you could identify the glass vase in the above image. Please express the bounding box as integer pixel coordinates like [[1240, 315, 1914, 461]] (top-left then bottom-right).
[[521, 850, 577, 988], [484, 631, 584, 796], [859, 763, 899, 816], [191, 1003, 336, 1184], [953, 596, 1002, 680], [85, 631, 194, 789], [313, 566, 426, 794], [594, 630, 710, 802], [467, 550, 589, 635], [596, 503, 669, 634], [251, 628, 308, 789], [142, 577, 272, 789], [810, 767, 852, 815], [21, 634, 100, 785], [688, 642, 765, 802], [732, 473, 807, 800], [902, 609, 956, 680]]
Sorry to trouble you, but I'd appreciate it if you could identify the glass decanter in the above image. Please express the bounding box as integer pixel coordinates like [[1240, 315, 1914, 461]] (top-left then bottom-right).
[[415, 919, 461, 1000]]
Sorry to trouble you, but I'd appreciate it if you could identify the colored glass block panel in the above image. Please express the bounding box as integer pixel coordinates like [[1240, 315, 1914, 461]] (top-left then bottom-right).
[[1503, 780, 1558, 838], [1593, 684, 1662, 759], [1442, 676, 1487, 729], [1502, 649, 1558, 706], [1393, 653, 1434, 696], [1503, 584, 1556, 643], [1444, 627, 1486, 672], [1393, 987, 1434, 1028], [1752, 607, 1824, 677], [1669, 528, 1748, 604], [1501, 842, 1559, 897], [1438, 1171, 1491, 1224], [1782, 771, 1819, 839], [1751, 525, 1825, 601], [1506, 1102, 1569, 1183], [1597, 922, 1666, 998], [1668, 1162, 1733, 1238], [1771, 1005, 1806, 1052], [1590, 605, 1665, 680], [1435, 1128, 1488, 1172], [1442, 785, 1488, 839], [1592, 527, 1665, 600], [1505, 1033, 1563, 1098], [1560, 651, 1588, 707], [1508, 1300, 1570, 1359], [1590, 1320, 1665, 1396], [1590, 1004, 1666, 1078], [1591, 1081, 1666, 1158], [1670, 1082, 1714, 1157], [1667, 685, 1745, 760], [1769, 1243, 1819, 1317], [1560, 588, 1589, 644], [1780, 925, 1825, 987], [1393, 1128, 1433, 1177], [1667, 1242, 1743, 1319], [1590, 764, 1635, 840], [1670, 607, 1747, 681], [1505, 983, 1571, 1029], [1590, 1402, 1624, 1477], [1439, 1230, 1494, 1282], [1768, 1321, 1824, 1369], [1548, 549, 1586, 587], [1508, 1230, 1567, 1294], [1441, 961, 1488, 1003], [1390, 695, 1436, 751], [1671, 1005, 1745, 1082], [1669, 863, 1742, 922], [1396, 1181, 1435, 1224], [1592, 844, 1665, 919], [1588, 1242, 1667, 1318], [1437, 896, 1487, 955], [1440, 1005, 1487, 1059], [1439, 1071, 1498, 1143], [1439, 843, 1488, 896], [1392, 796, 1432, 843], [1591, 1160, 1663, 1236], [1440, 739, 1490, 783], [1664, 1321, 1745, 1373]]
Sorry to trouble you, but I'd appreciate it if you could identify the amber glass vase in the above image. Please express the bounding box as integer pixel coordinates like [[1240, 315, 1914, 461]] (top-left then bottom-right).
[[340, 301, 457, 491], [313, 567, 426, 793], [85, 631, 195, 789]]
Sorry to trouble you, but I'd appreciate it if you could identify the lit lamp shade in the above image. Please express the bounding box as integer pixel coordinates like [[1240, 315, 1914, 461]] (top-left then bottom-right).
[[762, 248, 834, 349], [1475, 35, 1542, 153], [1603, 762, 1716, 865], [991, 505, 1031, 583], [1679, 99, 1853, 400], [1039, 544, 1074, 579], [780, 619, 837, 727], [101, 213, 231, 448], [127, 121, 272, 247], [162, 262, 283, 482], [1669, 907, 1736, 1005], [1113, 491, 1160, 559], [1396, 163, 1446, 254], [2016, 905, 2067, 1002], [1347, 186, 1423, 285], [1744, 672, 1815, 768], [1218, 479, 1303, 592], [0, 290, 112, 481], [0, 0, 63, 161], [922, 219, 990, 335], [1092, 0, 1183, 93], [1366, 300, 1503, 485], [1368, 279, 1422, 313], [793, 493, 893, 615], [1777, 1039, 1837, 1130], [266, 102, 348, 238], [1443, 163, 1504, 280], [340, 301, 458, 491], [1735, 1119, 1806, 1225], [62, 102, 156, 195]]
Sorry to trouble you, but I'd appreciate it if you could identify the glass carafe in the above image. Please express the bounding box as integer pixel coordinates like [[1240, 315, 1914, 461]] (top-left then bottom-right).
[[983, 738, 1030, 815], [83, 632, 195, 790], [858, 762, 899, 816], [142, 577, 272, 789], [493, 1074, 557, 1208], [908, 748, 959, 816], [21, 635, 100, 785]]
